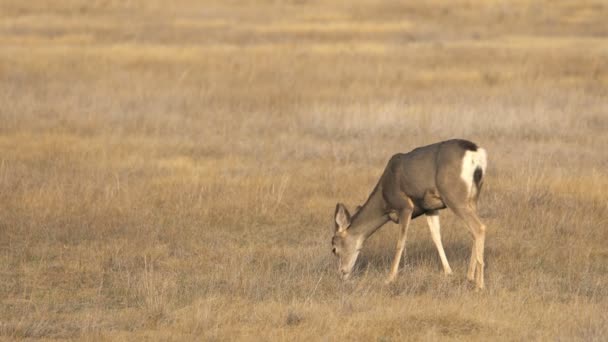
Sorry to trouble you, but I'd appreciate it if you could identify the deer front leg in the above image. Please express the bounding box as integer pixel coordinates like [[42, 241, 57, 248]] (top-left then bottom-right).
[[386, 203, 414, 284]]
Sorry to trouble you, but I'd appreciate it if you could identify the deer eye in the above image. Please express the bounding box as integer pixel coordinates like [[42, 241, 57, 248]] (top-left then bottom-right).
[[332, 247, 337, 255]]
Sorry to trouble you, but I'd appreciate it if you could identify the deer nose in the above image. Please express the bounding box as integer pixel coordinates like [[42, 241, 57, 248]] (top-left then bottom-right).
[[340, 270, 350, 280]]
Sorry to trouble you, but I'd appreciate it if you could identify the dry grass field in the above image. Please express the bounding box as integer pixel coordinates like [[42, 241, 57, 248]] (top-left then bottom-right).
[[1, 0, 608, 340]]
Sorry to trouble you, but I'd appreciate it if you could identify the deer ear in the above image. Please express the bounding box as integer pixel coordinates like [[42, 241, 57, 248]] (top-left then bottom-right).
[[334, 203, 351, 232]]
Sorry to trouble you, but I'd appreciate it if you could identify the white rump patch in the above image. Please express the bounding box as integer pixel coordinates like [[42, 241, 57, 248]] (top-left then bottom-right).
[[460, 148, 487, 197]]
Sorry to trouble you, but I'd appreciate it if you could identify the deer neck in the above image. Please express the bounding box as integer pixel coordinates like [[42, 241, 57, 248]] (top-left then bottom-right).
[[348, 185, 390, 239]]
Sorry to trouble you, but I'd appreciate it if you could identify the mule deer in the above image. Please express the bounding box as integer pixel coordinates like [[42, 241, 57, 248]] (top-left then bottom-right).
[[331, 139, 488, 289]]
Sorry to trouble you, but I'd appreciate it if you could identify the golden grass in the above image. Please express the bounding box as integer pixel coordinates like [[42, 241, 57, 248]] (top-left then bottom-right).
[[1, 0, 608, 340]]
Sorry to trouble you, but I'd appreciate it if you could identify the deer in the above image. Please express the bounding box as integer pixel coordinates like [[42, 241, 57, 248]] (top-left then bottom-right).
[[331, 139, 488, 290]]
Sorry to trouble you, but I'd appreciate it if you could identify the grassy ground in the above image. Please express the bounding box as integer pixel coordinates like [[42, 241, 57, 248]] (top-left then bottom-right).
[[1, 0, 608, 340]]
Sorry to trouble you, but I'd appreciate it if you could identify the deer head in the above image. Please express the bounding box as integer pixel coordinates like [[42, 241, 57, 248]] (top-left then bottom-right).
[[331, 203, 363, 280]]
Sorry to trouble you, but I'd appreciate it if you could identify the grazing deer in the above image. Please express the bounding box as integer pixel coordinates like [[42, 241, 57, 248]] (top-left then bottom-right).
[[331, 139, 488, 289]]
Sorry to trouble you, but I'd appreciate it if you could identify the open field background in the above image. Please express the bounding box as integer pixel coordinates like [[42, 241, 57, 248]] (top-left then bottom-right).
[[1, 0, 608, 340]]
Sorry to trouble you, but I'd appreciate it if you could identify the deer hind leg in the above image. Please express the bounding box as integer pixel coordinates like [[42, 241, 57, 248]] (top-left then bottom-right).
[[386, 199, 414, 284], [422, 188, 446, 211], [425, 211, 452, 275], [451, 205, 486, 290], [467, 244, 477, 282]]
